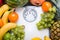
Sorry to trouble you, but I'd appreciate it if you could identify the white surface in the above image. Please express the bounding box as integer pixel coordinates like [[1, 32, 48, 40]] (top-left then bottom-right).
[[16, 6, 49, 40]]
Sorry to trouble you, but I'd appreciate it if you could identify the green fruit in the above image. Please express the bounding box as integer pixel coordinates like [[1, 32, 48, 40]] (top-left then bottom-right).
[[36, 7, 56, 30], [5, 0, 28, 8], [52, 6, 56, 13], [4, 32, 11, 40], [49, 7, 53, 12], [3, 25, 25, 40]]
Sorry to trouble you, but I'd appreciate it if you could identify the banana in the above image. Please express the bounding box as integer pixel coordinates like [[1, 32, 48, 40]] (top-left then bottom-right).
[[0, 4, 9, 17], [44, 36, 51, 40], [0, 23, 16, 40], [2, 11, 10, 24]]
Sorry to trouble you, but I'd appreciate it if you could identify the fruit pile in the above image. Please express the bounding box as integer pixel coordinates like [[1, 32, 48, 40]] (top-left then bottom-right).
[[0, 0, 60, 40]]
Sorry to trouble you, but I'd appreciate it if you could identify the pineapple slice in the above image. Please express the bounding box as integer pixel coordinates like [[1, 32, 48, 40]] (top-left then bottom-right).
[[32, 37, 41, 40], [44, 36, 51, 40]]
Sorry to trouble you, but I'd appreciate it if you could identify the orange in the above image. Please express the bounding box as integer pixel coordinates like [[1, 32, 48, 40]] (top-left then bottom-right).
[[8, 12, 18, 23], [42, 1, 52, 12]]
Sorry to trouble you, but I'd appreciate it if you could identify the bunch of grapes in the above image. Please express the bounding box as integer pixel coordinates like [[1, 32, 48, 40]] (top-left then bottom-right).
[[36, 7, 56, 30], [3, 25, 25, 40]]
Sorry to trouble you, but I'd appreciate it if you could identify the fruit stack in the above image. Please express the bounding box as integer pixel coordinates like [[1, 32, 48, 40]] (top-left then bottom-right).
[[0, 0, 60, 40]]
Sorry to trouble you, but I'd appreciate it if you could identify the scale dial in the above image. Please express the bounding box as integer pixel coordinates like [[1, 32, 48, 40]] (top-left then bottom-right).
[[23, 7, 37, 22]]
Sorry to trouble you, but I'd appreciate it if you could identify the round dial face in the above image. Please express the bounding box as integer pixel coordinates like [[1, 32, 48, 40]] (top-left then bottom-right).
[[23, 8, 37, 22]]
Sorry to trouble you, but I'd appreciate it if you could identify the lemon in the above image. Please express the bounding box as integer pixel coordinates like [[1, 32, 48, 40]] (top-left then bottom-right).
[[32, 37, 41, 40]]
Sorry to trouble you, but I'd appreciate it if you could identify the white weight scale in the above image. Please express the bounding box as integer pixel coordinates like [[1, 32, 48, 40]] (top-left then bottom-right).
[[16, 6, 49, 40]]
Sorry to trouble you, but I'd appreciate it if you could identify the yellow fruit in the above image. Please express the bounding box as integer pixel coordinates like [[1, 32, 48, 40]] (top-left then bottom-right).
[[32, 37, 41, 40], [0, 4, 9, 17], [44, 36, 51, 40], [2, 11, 11, 24]]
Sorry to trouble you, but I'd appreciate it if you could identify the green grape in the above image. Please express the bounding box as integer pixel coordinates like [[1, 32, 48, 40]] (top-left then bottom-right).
[[20, 25, 25, 29], [47, 24, 51, 27], [52, 14, 55, 17], [49, 7, 53, 12], [52, 6, 56, 13], [51, 21, 54, 24], [13, 31, 17, 34], [44, 19, 47, 22], [45, 15, 48, 18], [50, 15, 54, 19], [3, 38, 9, 40], [40, 21, 45, 25], [4, 32, 11, 40], [10, 34, 16, 39], [48, 18, 52, 21], [44, 23, 47, 28], [21, 39, 24, 40], [47, 13, 51, 17], [17, 38, 20, 40], [38, 26, 44, 30], [20, 32, 25, 34], [19, 30, 24, 33], [36, 23, 40, 27], [20, 35, 24, 38], [41, 19, 45, 22], [17, 34, 21, 37], [12, 37, 16, 40], [41, 14, 45, 16]]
